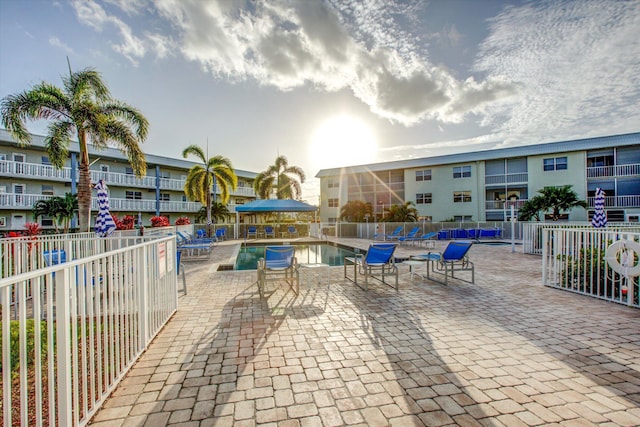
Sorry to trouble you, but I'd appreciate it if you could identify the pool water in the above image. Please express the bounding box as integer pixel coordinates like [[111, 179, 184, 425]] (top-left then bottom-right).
[[235, 244, 357, 270]]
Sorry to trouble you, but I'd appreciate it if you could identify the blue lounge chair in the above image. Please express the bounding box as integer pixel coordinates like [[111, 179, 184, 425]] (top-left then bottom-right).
[[386, 226, 404, 241], [417, 232, 438, 249], [287, 226, 299, 238], [412, 240, 474, 285], [398, 227, 421, 245], [264, 226, 276, 238], [247, 226, 258, 239], [176, 231, 214, 259], [344, 243, 398, 290], [257, 245, 299, 297]]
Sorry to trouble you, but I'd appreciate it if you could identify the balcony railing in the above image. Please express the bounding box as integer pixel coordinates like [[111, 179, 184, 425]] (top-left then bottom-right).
[[485, 199, 528, 210], [588, 195, 640, 208], [158, 200, 202, 213], [0, 160, 71, 180], [485, 172, 528, 185], [1, 193, 55, 208], [587, 163, 640, 178], [90, 170, 156, 188]]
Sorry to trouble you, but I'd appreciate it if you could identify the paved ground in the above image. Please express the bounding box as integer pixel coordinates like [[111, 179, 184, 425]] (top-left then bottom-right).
[[90, 238, 640, 427]]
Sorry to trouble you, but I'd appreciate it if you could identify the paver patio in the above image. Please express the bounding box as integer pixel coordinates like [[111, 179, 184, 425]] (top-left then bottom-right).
[[90, 239, 640, 426]]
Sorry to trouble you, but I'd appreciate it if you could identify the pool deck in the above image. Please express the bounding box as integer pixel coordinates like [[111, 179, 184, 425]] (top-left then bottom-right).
[[90, 237, 640, 426]]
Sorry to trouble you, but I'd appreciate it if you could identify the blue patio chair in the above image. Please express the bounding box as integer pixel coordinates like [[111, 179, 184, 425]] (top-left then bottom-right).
[[247, 226, 258, 239], [264, 226, 276, 238], [257, 245, 299, 297], [196, 229, 207, 239], [176, 231, 214, 259], [417, 232, 438, 249], [386, 226, 404, 240], [215, 228, 225, 241], [398, 227, 421, 245], [412, 240, 474, 285], [287, 226, 299, 238], [344, 243, 398, 290]]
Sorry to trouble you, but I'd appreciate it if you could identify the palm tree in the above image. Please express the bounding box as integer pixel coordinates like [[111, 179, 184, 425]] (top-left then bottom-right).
[[384, 201, 419, 222], [56, 192, 79, 232], [183, 144, 237, 225], [340, 200, 372, 222], [1, 67, 148, 232], [536, 185, 588, 221], [33, 198, 62, 233], [518, 196, 546, 221], [253, 155, 306, 200], [195, 202, 231, 224]]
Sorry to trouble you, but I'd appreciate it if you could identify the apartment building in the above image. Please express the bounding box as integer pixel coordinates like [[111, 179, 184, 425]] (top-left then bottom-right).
[[0, 129, 258, 231], [317, 132, 640, 223]]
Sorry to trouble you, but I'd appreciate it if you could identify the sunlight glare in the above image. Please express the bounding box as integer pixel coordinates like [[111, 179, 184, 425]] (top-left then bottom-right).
[[309, 115, 377, 170]]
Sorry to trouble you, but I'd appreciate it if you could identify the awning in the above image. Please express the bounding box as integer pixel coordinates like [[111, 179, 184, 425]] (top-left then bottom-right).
[[235, 199, 317, 213]]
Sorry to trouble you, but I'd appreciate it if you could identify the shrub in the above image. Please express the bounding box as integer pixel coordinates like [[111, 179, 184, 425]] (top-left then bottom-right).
[[150, 216, 170, 227], [23, 222, 41, 236], [175, 217, 191, 225], [112, 214, 136, 230]]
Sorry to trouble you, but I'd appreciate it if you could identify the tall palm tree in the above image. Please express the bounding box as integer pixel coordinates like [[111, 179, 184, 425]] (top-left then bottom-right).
[[340, 200, 372, 222], [384, 201, 419, 222], [536, 185, 588, 221], [1, 67, 148, 232], [253, 155, 306, 200], [182, 144, 237, 225]]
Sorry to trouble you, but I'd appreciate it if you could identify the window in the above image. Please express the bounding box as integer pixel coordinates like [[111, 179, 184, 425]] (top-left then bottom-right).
[[159, 193, 170, 201], [41, 216, 54, 227], [328, 198, 339, 208], [453, 166, 471, 178], [42, 185, 54, 195], [41, 156, 51, 165], [126, 191, 142, 200], [454, 215, 473, 222], [100, 164, 110, 172], [0, 217, 6, 227], [543, 156, 568, 171], [327, 178, 339, 188], [453, 191, 472, 203], [416, 193, 432, 204], [416, 169, 432, 181], [0, 154, 6, 161], [125, 167, 134, 175]]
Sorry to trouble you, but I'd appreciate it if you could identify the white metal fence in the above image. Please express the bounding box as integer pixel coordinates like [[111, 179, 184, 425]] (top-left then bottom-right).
[[1, 235, 179, 426], [542, 228, 639, 308], [522, 222, 640, 254]]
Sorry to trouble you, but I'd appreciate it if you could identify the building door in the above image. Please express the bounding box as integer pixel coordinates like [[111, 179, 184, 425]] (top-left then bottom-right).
[[12, 213, 26, 229], [13, 153, 25, 174], [13, 184, 25, 205]]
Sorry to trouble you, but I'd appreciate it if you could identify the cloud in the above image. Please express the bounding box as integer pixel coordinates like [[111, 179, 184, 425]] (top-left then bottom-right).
[[49, 36, 75, 54], [72, 0, 516, 125], [474, 0, 640, 140]]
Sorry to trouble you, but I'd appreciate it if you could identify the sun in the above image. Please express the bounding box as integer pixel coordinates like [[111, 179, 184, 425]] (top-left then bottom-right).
[[309, 115, 377, 170]]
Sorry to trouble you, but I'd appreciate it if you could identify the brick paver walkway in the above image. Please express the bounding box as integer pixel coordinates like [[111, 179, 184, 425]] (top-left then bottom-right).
[[90, 239, 640, 426]]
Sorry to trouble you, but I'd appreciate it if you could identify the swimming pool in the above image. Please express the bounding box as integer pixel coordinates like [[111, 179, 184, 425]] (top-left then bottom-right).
[[235, 243, 357, 270]]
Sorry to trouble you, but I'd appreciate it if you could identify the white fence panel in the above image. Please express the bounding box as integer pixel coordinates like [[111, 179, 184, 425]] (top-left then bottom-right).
[[542, 228, 639, 308], [0, 236, 178, 426]]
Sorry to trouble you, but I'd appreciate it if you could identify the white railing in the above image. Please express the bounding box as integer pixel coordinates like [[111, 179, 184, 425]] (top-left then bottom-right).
[[158, 177, 185, 191], [587, 195, 640, 208], [541, 228, 639, 308], [484, 172, 528, 185], [90, 198, 157, 212], [0, 160, 72, 180], [1, 193, 56, 208], [485, 199, 528, 210], [587, 163, 640, 178], [90, 170, 156, 188], [158, 200, 202, 213], [522, 222, 640, 254], [0, 235, 178, 426]]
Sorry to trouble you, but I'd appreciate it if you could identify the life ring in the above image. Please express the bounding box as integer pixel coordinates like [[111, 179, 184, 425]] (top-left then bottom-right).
[[604, 239, 640, 277]]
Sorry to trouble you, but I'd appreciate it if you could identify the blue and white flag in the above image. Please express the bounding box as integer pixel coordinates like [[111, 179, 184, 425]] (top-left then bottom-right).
[[591, 187, 607, 228], [94, 179, 117, 237]]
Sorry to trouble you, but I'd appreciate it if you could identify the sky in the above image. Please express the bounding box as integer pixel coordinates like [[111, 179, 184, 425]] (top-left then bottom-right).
[[1, 0, 639, 204]]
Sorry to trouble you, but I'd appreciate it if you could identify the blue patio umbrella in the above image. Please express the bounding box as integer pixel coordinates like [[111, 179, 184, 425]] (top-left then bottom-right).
[[591, 187, 607, 228], [94, 179, 117, 237]]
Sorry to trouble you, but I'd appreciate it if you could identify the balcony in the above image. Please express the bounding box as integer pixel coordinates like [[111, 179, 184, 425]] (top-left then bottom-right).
[[0, 160, 71, 181], [485, 199, 528, 210], [587, 163, 640, 178], [91, 170, 156, 188], [1, 193, 55, 209], [587, 195, 640, 208], [484, 172, 528, 186]]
